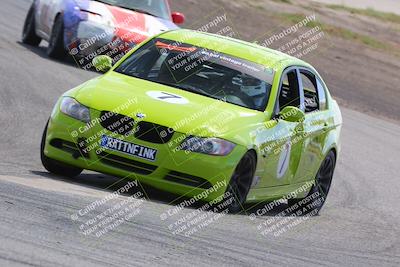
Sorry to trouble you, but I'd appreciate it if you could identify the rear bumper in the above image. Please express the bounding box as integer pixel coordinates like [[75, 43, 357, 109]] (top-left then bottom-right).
[[44, 110, 246, 202]]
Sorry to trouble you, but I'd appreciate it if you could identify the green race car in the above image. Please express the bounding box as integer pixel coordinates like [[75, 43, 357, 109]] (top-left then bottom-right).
[[41, 29, 342, 213]]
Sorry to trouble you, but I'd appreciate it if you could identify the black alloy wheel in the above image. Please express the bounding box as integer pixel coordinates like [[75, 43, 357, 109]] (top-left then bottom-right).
[[288, 150, 336, 215]]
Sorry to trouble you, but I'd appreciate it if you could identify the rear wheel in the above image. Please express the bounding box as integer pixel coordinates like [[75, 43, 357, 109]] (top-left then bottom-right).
[[47, 15, 66, 59], [22, 4, 42, 46], [40, 121, 82, 177], [224, 151, 256, 213], [288, 150, 336, 215]]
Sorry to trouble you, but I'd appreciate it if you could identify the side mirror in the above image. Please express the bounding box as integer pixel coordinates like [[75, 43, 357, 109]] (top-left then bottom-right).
[[171, 12, 185, 24], [278, 106, 305, 123], [92, 55, 113, 72]]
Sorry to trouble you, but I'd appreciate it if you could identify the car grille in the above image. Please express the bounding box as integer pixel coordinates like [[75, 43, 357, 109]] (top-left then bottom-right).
[[135, 121, 174, 144], [164, 171, 212, 189], [99, 111, 134, 136], [97, 151, 157, 175], [99, 112, 174, 144]]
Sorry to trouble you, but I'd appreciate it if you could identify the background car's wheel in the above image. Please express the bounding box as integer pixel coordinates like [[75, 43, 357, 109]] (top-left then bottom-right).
[[224, 151, 256, 213], [22, 3, 42, 46], [288, 150, 336, 215], [47, 15, 66, 59], [40, 121, 82, 177]]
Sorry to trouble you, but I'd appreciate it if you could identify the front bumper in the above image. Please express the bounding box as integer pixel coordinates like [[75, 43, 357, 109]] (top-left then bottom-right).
[[44, 108, 246, 202]]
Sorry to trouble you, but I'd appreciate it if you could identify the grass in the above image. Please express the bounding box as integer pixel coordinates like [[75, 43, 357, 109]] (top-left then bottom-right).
[[279, 13, 323, 28], [272, 0, 292, 3], [243, 0, 267, 10], [245, 0, 291, 10], [327, 4, 400, 24], [278, 13, 389, 50]]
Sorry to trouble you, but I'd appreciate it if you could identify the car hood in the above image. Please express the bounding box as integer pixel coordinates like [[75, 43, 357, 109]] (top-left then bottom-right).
[[81, 1, 178, 43], [74, 71, 265, 141]]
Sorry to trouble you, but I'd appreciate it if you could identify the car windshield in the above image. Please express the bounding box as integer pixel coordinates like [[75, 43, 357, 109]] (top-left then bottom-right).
[[94, 0, 170, 20], [115, 38, 275, 111]]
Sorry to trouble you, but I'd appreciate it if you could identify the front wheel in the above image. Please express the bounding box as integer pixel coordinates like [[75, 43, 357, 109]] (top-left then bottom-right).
[[40, 121, 82, 178], [288, 150, 336, 215], [47, 15, 66, 59], [22, 4, 42, 46], [223, 151, 256, 213]]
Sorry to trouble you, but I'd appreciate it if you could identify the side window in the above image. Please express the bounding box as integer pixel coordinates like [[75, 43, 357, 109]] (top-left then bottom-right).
[[300, 71, 319, 113], [278, 70, 300, 111]]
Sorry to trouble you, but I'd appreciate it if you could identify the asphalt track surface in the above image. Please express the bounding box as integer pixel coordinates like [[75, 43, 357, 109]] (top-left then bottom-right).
[[0, 0, 400, 266]]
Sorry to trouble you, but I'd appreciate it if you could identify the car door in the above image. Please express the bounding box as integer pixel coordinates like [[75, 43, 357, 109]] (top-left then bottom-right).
[[256, 67, 305, 188], [291, 68, 330, 184]]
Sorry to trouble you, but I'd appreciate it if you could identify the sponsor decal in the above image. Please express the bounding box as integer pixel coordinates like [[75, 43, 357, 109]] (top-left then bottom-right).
[[147, 91, 189, 104], [101, 135, 157, 161]]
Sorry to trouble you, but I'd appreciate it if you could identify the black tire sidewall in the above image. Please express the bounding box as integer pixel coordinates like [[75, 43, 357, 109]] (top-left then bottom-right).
[[288, 151, 336, 215], [22, 4, 41, 45], [47, 15, 66, 58], [40, 120, 82, 177], [224, 151, 256, 213]]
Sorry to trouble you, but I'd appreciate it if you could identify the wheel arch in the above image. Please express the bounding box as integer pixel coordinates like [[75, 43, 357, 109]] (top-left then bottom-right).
[[247, 148, 258, 163], [245, 148, 258, 187], [49, 12, 63, 37], [330, 146, 337, 159], [320, 145, 338, 175], [53, 12, 64, 24]]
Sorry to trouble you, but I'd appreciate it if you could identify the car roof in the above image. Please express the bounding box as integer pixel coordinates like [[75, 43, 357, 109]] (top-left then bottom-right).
[[158, 29, 312, 71]]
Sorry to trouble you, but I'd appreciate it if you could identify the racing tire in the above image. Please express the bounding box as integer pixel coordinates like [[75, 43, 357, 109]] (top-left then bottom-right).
[[288, 150, 336, 215], [47, 15, 66, 59], [22, 4, 42, 46], [224, 151, 256, 213], [40, 121, 83, 178]]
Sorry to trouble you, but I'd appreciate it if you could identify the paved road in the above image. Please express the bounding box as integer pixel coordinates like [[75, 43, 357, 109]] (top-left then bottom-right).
[[0, 0, 399, 266]]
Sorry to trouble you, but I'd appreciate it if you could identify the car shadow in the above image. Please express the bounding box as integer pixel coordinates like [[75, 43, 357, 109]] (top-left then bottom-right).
[[243, 201, 294, 217], [18, 41, 97, 73], [29, 170, 203, 208], [30, 169, 305, 217]]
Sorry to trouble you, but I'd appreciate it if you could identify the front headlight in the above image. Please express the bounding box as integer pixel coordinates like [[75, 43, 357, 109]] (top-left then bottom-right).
[[60, 97, 90, 123], [180, 136, 236, 156]]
